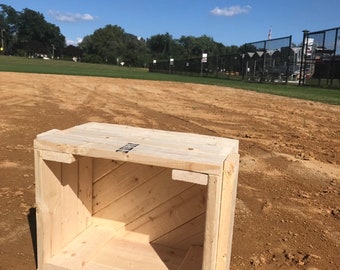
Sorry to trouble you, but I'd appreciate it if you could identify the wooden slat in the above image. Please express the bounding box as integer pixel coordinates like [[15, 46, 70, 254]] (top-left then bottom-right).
[[215, 153, 239, 270], [45, 224, 116, 270], [153, 213, 205, 249], [120, 185, 206, 245], [91, 235, 169, 270], [202, 174, 223, 270], [34, 122, 239, 175], [62, 122, 236, 156], [172, 169, 208, 185], [93, 163, 165, 214], [93, 169, 193, 233], [178, 245, 203, 270], [35, 156, 63, 264], [44, 224, 187, 270], [78, 157, 93, 230], [93, 158, 123, 183], [39, 149, 76, 164], [175, 231, 205, 250], [35, 131, 226, 175], [61, 162, 79, 247]]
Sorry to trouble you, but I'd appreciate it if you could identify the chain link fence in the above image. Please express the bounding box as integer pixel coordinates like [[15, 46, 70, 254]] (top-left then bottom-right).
[[149, 36, 292, 84], [242, 36, 292, 83], [150, 28, 340, 88]]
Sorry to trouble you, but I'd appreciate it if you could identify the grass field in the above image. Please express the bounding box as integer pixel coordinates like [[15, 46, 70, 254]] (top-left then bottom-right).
[[1, 55, 339, 105]]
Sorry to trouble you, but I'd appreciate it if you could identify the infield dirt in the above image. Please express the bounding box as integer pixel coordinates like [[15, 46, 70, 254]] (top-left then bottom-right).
[[0, 72, 339, 270]]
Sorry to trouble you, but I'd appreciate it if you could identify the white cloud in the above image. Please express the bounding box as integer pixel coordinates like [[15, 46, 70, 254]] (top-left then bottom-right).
[[66, 37, 83, 46], [210, 5, 251, 17], [48, 10, 94, 22]]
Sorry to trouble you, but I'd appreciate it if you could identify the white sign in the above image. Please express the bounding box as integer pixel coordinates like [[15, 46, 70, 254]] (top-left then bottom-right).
[[202, 53, 208, 63]]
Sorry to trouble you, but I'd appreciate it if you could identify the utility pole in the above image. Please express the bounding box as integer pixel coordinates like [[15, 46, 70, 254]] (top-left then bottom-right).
[[52, 44, 55, 59], [1, 29, 4, 52]]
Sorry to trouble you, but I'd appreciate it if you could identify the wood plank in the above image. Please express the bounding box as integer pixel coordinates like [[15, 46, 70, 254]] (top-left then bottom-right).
[[153, 213, 205, 249], [93, 163, 165, 214], [39, 149, 76, 164], [215, 153, 239, 270], [93, 158, 123, 183], [172, 169, 208, 185], [36, 157, 63, 263], [45, 224, 116, 270], [34, 150, 45, 269], [61, 162, 79, 247], [119, 185, 206, 246], [62, 122, 237, 156], [178, 245, 203, 270], [34, 122, 239, 175], [94, 169, 193, 233], [78, 157, 93, 231], [175, 231, 205, 251], [202, 174, 223, 270], [35, 131, 226, 175], [91, 235, 169, 270]]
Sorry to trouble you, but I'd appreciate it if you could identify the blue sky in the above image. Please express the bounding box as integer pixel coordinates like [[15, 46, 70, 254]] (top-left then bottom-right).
[[2, 0, 339, 46]]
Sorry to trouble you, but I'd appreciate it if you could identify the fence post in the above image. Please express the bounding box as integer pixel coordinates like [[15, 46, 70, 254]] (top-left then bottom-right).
[[299, 30, 309, 85]]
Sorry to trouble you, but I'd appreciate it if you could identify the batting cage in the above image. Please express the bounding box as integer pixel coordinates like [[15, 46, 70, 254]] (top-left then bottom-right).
[[242, 36, 292, 83], [300, 27, 340, 88]]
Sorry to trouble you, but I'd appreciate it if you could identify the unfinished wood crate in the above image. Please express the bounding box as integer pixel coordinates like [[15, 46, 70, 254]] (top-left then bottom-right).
[[34, 122, 239, 270]]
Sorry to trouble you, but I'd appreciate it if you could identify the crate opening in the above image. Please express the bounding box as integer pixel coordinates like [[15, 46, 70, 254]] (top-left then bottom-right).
[[42, 157, 207, 269]]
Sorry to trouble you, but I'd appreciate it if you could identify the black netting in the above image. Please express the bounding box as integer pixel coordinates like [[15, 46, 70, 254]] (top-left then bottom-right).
[[242, 36, 292, 83], [149, 28, 340, 88], [301, 27, 340, 87]]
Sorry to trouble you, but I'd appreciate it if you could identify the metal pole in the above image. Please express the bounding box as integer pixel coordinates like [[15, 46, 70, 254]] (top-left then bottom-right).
[[1, 29, 4, 52], [285, 35, 292, 84], [330, 28, 339, 87], [299, 30, 309, 85]]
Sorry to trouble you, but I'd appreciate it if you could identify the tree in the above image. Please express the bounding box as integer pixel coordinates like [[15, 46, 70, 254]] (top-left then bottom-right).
[[147, 33, 173, 59], [79, 24, 150, 66], [0, 4, 20, 54], [0, 5, 65, 56], [80, 24, 125, 64], [17, 8, 65, 56]]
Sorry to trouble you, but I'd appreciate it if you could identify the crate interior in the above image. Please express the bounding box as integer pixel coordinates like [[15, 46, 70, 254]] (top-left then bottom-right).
[[42, 156, 208, 270]]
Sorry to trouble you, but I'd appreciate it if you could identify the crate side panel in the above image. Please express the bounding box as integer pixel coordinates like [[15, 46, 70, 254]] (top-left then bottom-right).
[[178, 245, 203, 270], [116, 185, 206, 247], [93, 162, 165, 214], [36, 156, 63, 264], [93, 168, 192, 233]]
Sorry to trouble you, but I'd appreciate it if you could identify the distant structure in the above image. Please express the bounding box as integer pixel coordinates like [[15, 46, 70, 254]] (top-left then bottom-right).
[[268, 27, 272, 40]]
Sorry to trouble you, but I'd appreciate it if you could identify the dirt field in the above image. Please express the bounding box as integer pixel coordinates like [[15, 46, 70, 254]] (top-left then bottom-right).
[[0, 72, 339, 270]]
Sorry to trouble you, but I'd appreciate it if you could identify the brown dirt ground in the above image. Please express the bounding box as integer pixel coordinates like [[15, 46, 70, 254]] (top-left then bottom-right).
[[0, 72, 339, 270]]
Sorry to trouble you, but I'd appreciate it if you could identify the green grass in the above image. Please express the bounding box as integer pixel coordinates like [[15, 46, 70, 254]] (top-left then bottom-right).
[[1, 55, 339, 105]]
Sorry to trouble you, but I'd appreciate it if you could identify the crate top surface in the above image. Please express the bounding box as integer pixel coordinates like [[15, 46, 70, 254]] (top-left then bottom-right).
[[34, 122, 238, 174]]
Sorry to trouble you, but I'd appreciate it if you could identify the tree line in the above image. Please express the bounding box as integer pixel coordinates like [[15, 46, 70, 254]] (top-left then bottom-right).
[[0, 5, 241, 67]]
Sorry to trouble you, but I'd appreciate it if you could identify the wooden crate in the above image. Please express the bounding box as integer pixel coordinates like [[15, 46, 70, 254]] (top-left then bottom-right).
[[34, 122, 239, 270]]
